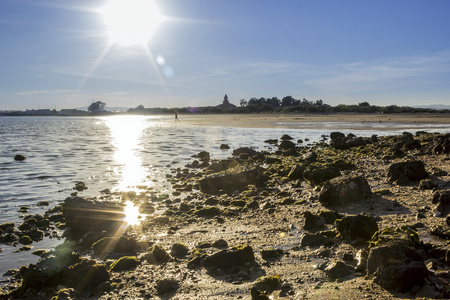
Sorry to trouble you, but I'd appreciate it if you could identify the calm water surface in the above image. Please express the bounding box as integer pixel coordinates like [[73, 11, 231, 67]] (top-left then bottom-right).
[[0, 115, 449, 278]]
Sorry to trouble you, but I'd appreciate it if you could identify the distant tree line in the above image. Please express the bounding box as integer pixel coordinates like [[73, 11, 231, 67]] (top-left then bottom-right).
[[126, 97, 450, 115], [238, 96, 328, 113]]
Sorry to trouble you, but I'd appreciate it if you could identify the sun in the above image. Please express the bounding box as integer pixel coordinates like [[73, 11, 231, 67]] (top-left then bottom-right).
[[102, 0, 162, 45]]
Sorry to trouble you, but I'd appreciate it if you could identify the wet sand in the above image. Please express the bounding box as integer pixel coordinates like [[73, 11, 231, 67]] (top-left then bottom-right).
[[172, 113, 450, 130]]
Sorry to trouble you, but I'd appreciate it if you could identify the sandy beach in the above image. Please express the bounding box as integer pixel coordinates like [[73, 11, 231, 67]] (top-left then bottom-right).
[[174, 113, 450, 130]]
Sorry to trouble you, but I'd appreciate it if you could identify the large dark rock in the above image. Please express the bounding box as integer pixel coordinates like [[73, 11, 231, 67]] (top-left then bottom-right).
[[19, 247, 81, 290], [156, 278, 179, 295], [260, 249, 283, 261], [330, 132, 345, 140], [199, 166, 269, 193], [369, 226, 420, 248], [432, 190, 450, 217], [287, 165, 305, 180], [303, 165, 341, 185], [330, 137, 349, 150], [318, 175, 371, 206], [300, 234, 334, 247], [232, 147, 258, 157], [193, 150, 210, 162], [335, 215, 378, 242], [92, 235, 138, 257], [203, 245, 255, 272], [403, 139, 421, 150], [208, 160, 228, 173], [346, 137, 366, 148], [367, 241, 428, 293], [431, 133, 450, 154], [194, 206, 221, 217], [280, 134, 293, 140], [303, 211, 325, 230], [302, 151, 318, 163], [325, 261, 354, 280], [278, 140, 296, 150], [62, 197, 125, 236], [14, 154, 27, 161], [387, 160, 427, 183], [145, 244, 171, 264]]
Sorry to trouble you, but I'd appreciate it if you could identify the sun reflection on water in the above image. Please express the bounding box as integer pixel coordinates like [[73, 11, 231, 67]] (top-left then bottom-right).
[[123, 201, 141, 226], [103, 116, 150, 192]]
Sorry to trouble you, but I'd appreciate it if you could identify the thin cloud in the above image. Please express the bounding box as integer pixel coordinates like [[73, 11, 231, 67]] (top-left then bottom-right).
[[17, 89, 77, 96], [304, 51, 450, 93]]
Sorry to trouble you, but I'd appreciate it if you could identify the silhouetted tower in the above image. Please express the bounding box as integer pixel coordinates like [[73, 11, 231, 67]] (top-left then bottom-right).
[[223, 94, 229, 105]]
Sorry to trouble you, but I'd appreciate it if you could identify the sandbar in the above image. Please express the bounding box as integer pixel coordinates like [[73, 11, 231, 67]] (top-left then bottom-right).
[[171, 113, 450, 131]]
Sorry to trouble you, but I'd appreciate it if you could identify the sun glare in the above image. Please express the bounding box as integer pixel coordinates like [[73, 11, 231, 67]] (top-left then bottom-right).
[[105, 116, 149, 191], [123, 201, 141, 226], [102, 0, 162, 45]]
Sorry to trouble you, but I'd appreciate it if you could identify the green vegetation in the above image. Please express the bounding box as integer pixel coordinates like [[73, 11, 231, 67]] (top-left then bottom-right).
[[127, 98, 450, 115]]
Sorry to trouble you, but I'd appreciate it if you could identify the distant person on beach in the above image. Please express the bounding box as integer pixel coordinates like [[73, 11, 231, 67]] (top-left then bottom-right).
[[175, 111, 179, 121]]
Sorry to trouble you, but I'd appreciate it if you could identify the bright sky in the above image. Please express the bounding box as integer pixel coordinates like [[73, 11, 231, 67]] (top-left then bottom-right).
[[1, 0, 449, 110]]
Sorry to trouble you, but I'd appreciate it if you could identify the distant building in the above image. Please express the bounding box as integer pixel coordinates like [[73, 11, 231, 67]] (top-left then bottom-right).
[[24, 109, 53, 115], [217, 94, 236, 108]]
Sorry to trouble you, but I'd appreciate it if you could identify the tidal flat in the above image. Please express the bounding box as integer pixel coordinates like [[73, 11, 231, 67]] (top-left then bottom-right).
[[0, 114, 450, 299]]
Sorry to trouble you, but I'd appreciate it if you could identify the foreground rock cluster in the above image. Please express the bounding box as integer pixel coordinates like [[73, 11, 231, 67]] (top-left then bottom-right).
[[1, 132, 450, 299]]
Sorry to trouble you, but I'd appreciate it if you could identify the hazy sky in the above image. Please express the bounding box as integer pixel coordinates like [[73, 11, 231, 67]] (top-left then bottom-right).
[[1, 0, 450, 110]]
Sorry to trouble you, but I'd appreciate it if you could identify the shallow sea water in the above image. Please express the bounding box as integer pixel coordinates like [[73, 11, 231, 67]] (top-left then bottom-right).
[[0, 115, 449, 278]]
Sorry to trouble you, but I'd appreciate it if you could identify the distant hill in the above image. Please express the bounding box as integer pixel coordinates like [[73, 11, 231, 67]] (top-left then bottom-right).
[[412, 104, 450, 110]]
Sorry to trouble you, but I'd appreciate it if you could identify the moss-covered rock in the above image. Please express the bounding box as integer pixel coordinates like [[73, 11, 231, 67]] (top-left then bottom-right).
[[14, 154, 26, 161], [319, 175, 371, 206], [32, 249, 51, 258], [387, 160, 427, 184], [92, 235, 138, 256], [303, 165, 341, 185], [198, 166, 268, 193], [203, 244, 255, 272], [170, 242, 189, 258], [253, 275, 282, 294], [369, 226, 420, 248], [367, 240, 427, 293], [110, 256, 138, 272], [18, 235, 33, 245], [0, 222, 15, 231], [73, 181, 88, 191], [335, 215, 378, 242], [18, 218, 37, 231], [19, 248, 81, 291], [65, 258, 110, 291], [145, 244, 171, 264], [194, 206, 221, 217]]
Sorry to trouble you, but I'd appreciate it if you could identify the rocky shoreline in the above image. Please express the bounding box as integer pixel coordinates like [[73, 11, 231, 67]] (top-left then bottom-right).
[[1, 131, 449, 299]]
